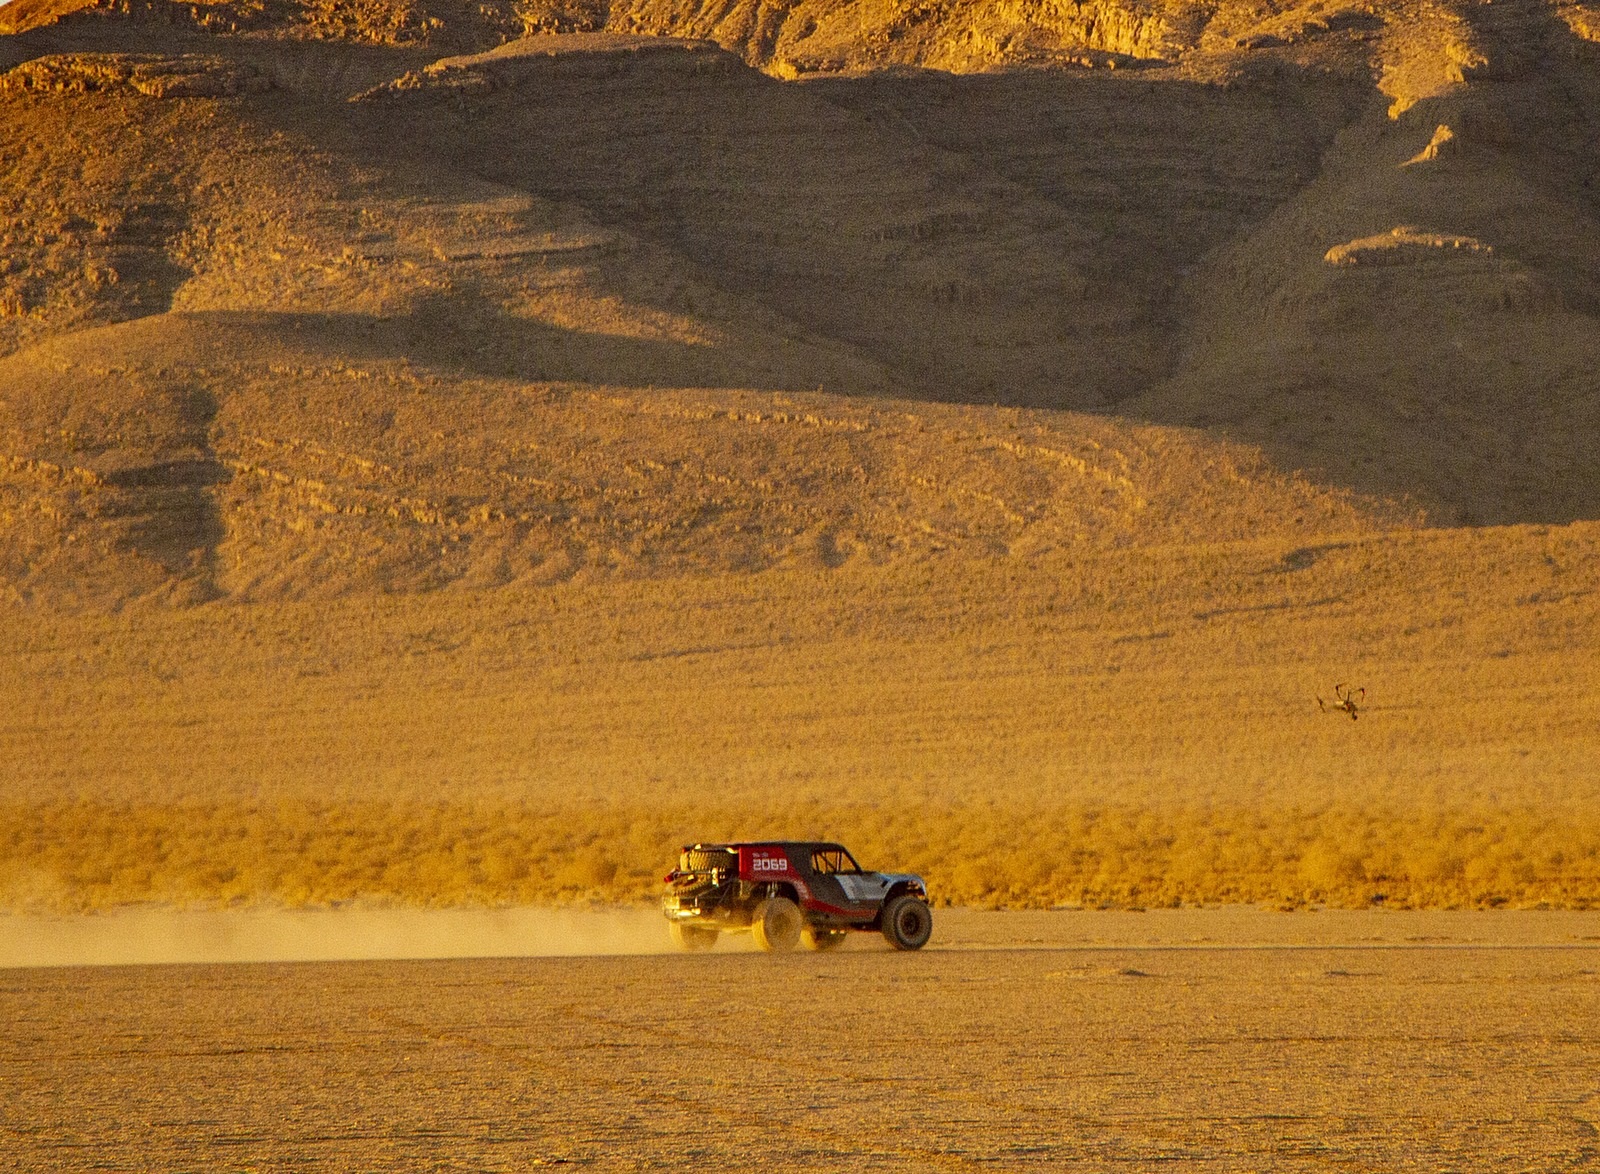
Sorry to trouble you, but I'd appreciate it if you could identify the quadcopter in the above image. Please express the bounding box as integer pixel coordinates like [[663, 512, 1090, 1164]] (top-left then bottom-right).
[[1317, 683, 1365, 721]]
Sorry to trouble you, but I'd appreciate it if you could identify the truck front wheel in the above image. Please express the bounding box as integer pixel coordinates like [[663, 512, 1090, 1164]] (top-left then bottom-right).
[[880, 895, 933, 950], [751, 896, 802, 952]]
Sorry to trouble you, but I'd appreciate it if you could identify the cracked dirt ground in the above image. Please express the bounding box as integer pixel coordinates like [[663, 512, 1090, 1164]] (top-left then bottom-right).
[[4, 910, 1600, 1171]]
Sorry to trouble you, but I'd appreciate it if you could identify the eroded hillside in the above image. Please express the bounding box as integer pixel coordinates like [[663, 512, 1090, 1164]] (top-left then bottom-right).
[[0, 24, 1415, 609]]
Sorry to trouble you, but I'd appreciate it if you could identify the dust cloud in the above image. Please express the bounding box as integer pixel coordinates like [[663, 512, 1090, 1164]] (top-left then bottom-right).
[[10, 906, 1599, 969], [0, 905, 715, 968]]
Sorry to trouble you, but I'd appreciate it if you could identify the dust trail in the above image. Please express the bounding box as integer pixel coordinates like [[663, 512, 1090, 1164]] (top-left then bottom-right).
[[0, 905, 726, 968]]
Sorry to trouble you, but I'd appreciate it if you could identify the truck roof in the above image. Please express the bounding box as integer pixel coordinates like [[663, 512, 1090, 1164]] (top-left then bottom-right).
[[684, 841, 851, 853]]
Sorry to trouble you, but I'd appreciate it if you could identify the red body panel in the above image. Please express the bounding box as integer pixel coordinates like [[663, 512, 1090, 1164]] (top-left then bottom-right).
[[736, 843, 869, 920], [739, 844, 816, 906], [738, 844, 795, 881]]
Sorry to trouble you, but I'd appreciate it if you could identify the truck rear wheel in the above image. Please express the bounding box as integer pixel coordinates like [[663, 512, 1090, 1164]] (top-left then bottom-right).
[[880, 895, 933, 950], [802, 927, 847, 951], [669, 922, 719, 951], [751, 896, 802, 952]]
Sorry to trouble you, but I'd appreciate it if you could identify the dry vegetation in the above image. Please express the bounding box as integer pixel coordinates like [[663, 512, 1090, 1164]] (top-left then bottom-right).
[[9, 797, 1600, 911], [1, 0, 1598, 915]]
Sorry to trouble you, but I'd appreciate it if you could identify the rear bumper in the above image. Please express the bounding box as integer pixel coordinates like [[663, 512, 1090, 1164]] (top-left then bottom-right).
[[662, 890, 735, 925]]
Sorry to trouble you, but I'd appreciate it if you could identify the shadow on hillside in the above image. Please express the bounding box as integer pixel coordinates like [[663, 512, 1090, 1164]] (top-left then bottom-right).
[[1127, 2, 1600, 527], [422, 64, 1363, 412], [341, 53, 1600, 525], [108, 385, 229, 597]]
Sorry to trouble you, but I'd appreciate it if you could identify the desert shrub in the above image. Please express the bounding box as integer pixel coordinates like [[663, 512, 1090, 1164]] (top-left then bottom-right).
[[2, 798, 1599, 912]]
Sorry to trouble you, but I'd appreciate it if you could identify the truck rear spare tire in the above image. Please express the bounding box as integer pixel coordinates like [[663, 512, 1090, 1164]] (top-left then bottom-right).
[[751, 896, 802, 952], [880, 895, 933, 950]]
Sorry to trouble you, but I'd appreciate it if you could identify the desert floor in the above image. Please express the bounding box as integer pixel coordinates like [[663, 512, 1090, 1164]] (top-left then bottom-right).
[[4, 907, 1599, 1171], [4, 0, 1600, 918]]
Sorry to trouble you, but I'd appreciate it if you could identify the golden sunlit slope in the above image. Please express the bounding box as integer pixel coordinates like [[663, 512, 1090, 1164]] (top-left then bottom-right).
[[0, 309, 1401, 608], [0, 0, 1499, 77], [6, 0, 1593, 78], [0, 0, 529, 48]]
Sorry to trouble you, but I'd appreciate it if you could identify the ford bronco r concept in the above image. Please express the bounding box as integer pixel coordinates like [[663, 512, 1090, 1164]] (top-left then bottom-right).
[[662, 841, 933, 951]]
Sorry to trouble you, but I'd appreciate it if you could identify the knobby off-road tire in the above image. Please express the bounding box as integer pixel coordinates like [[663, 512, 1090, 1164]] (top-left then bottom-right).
[[669, 922, 719, 951], [802, 926, 847, 952], [751, 896, 803, 952], [880, 895, 933, 950]]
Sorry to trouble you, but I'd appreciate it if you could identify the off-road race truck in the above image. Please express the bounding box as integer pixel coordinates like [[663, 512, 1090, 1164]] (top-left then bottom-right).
[[662, 841, 933, 952]]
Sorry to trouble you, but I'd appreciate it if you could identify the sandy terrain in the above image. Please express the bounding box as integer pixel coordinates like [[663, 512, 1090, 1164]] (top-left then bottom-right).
[[4, 520, 1599, 912], [4, 909, 1599, 1170]]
